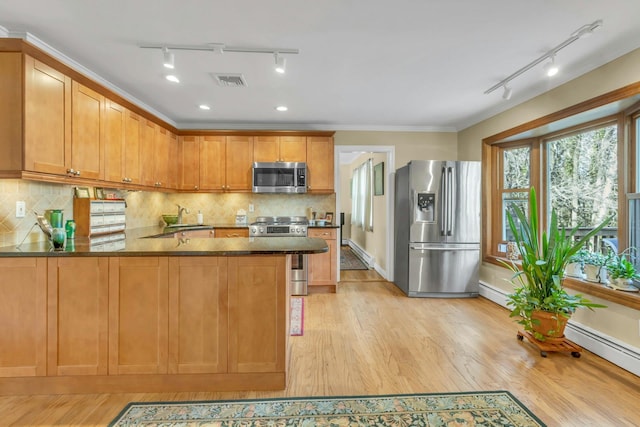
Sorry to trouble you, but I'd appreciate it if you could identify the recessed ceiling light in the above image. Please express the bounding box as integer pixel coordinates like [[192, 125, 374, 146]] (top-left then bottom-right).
[[199, 104, 211, 110], [275, 106, 288, 112], [165, 74, 180, 83]]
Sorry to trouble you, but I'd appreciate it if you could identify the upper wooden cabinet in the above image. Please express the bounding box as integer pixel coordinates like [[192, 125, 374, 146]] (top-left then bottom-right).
[[254, 136, 306, 163], [71, 81, 104, 180], [139, 119, 157, 187], [23, 55, 71, 176], [123, 110, 142, 185], [103, 100, 125, 184], [180, 135, 253, 192], [307, 136, 334, 192]]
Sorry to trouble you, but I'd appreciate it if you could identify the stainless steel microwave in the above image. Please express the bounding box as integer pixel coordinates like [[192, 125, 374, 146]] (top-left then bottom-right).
[[252, 162, 307, 193]]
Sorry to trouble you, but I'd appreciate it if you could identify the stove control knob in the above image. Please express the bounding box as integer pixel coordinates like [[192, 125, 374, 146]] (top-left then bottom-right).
[[259, 227, 265, 233], [251, 227, 257, 234]]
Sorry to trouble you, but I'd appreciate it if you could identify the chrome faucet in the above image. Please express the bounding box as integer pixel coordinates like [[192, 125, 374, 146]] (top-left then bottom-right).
[[177, 204, 190, 224]]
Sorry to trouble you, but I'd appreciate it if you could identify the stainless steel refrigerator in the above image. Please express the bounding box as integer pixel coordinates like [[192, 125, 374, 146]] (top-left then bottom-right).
[[393, 160, 481, 297]]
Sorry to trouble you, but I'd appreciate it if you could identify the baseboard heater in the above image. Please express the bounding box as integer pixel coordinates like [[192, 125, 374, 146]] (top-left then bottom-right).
[[348, 241, 375, 268], [479, 280, 640, 377]]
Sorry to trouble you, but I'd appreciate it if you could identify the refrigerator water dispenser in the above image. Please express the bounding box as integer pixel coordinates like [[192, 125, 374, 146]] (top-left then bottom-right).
[[416, 192, 435, 222]]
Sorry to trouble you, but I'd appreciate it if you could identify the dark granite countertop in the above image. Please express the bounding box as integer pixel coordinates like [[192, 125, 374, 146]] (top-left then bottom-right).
[[308, 224, 339, 229], [0, 226, 328, 257]]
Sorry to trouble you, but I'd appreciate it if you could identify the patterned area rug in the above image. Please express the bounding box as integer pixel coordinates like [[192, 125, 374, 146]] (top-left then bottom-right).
[[290, 296, 304, 336], [340, 245, 368, 270], [109, 391, 546, 426]]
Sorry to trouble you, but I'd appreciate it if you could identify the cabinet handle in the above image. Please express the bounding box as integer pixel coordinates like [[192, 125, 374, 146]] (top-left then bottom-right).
[[75, 170, 81, 176], [194, 185, 199, 190]]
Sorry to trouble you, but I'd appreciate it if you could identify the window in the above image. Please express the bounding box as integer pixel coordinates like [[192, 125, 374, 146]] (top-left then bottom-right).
[[489, 119, 620, 257], [352, 159, 373, 231]]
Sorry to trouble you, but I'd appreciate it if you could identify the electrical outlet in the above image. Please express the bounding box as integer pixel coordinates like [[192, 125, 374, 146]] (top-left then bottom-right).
[[16, 201, 26, 218], [249, 204, 254, 213]]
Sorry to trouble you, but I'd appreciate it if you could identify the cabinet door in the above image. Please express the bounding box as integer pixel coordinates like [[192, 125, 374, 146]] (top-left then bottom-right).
[[71, 81, 104, 180], [279, 136, 307, 162], [47, 258, 109, 376], [108, 257, 168, 375], [24, 55, 71, 175], [0, 258, 47, 377], [104, 100, 125, 183], [167, 132, 178, 189], [123, 110, 141, 184], [179, 136, 200, 190], [225, 136, 254, 191], [139, 120, 156, 187], [308, 228, 338, 286], [307, 136, 334, 192], [228, 256, 288, 373], [153, 127, 170, 188], [168, 257, 228, 374], [199, 135, 226, 191], [175, 229, 215, 238], [253, 136, 280, 162]]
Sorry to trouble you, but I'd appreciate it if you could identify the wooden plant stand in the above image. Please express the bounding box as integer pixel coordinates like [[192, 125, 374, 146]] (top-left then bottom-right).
[[517, 330, 582, 358]]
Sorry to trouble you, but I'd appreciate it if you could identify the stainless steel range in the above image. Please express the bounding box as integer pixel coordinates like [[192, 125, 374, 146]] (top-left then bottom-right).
[[250, 216, 309, 295], [249, 216, 308, 237]]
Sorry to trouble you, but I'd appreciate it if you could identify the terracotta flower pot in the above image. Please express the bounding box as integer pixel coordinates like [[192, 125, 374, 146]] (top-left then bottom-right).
[[531, 310, 569, 341]]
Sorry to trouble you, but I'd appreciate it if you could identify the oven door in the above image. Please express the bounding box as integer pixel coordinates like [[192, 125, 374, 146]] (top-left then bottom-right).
[[290, 253, 308, 295]]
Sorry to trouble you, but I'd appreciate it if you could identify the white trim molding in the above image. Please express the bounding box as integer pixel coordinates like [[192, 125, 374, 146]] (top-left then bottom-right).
[[479, 280, 640, 377], [0, 25, 9, 37]]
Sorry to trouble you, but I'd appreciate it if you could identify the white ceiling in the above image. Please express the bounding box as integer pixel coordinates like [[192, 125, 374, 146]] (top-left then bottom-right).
[[2, 0, 640, 132]]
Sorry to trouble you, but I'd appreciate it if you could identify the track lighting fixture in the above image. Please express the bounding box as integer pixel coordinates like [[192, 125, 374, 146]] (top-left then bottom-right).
[[484, 19, 602, 97], [162, 47, 174, 69], [502, 85, 513, 100], [274, 53, 286, 74], [543, 56, 559, 77]]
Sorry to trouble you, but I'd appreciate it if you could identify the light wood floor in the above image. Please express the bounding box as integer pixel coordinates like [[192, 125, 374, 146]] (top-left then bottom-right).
[[2, 272, 639, 426]]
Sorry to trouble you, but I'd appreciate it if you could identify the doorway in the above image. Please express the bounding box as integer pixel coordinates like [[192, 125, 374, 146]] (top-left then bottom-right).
[[335, 145, 395, 282]]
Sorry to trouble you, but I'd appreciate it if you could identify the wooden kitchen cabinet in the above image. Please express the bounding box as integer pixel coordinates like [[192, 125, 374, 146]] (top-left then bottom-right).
[[308, 228, 338, 292], [47, 257, 109, 376], [254, 136, 306, 162], [153, 126, 170, 189], [139, 119, 157, 187], [215, 228, 249, 238], [196, 135, 253, 192], [71, 81, 104, 180], [103, 99, 125, 183], [23, 55, 72, 176], [307, 136, 334, 192], [123, 109, 142, 185], [168, 257, 228, 374], [225, 136, 254, 191], [108, 257, 169, 375], [175, 229, 215, 238], [167, 132, 178, 189], [179, 135, 201, 190], [0, 258, 47, 377], [227, 256, 288, 373]]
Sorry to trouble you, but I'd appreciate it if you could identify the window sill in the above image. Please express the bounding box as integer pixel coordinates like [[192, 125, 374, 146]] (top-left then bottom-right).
[[483, 255, 640, 311]]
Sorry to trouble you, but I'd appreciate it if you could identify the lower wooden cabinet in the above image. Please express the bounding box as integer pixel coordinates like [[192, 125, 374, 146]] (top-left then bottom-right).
[[227, 256, 288, 373], [308, 228, 338, 292], [48, 257, 109, 376], [215, 228, 249, 238], [0, 258, 47, 377], [168, 257, 228, 374], [108, 257, 169, 375], [0, 255, 289, 393]]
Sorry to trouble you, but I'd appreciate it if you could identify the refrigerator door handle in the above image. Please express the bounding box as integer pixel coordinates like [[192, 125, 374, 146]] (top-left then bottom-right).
[[447, 166, 454, 236], [410, 244, 480, 251], [440, 166, 447, 236]]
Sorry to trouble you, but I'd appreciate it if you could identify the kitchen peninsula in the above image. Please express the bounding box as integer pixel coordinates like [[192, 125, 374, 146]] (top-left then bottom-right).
[[0, 231, 328, 395]]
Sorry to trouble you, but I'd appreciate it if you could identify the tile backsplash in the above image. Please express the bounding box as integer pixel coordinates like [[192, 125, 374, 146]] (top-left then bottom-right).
[[0, 179, 336, 247]]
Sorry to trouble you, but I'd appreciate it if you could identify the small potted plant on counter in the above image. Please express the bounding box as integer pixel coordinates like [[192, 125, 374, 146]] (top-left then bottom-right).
[[565, 248, 589, 279], [606, 249, 640, 292], [501, 187, 610, 342], [583, 250, 612, 284]]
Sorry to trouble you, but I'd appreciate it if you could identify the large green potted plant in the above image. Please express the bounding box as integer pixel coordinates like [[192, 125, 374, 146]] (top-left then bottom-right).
[[502, 187, 610, 341]]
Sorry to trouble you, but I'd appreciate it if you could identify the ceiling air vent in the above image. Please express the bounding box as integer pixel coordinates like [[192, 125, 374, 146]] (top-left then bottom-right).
[[211, 73, 248, 87]]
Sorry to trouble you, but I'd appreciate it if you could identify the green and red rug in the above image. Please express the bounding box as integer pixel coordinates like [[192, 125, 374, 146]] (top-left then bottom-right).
[[109, 391, 545, 426]]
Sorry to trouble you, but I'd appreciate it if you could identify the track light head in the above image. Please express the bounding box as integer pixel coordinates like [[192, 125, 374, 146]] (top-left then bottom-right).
[[274, 53, 286, 74], [162, 47, 175, 69], [502, 85, 513, 100], [544, 56, 559, 77]]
